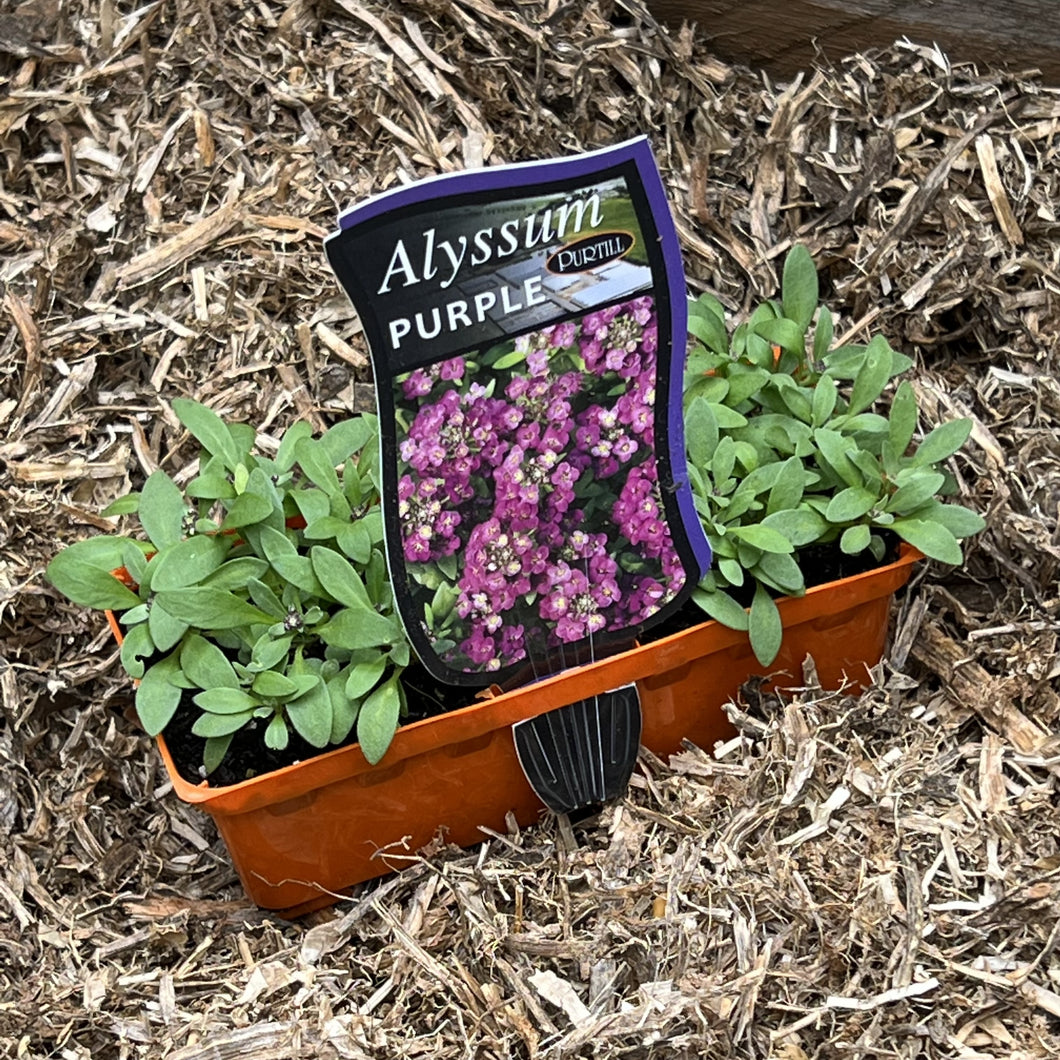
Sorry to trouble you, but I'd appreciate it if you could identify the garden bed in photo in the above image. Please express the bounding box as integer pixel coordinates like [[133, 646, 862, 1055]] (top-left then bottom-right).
[[3, 1, 1060, 1057]]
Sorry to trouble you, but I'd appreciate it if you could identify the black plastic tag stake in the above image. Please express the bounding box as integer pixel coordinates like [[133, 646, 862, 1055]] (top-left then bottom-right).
[[512, 685, 642, 815]]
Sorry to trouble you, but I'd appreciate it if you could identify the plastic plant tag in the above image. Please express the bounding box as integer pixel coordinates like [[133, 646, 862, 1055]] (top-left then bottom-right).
[[326, 138, 711, 686], [512, 684, 642, 814]]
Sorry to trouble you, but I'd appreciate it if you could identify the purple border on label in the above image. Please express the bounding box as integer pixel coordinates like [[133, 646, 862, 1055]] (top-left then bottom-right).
[[332, 137, 712, 582]]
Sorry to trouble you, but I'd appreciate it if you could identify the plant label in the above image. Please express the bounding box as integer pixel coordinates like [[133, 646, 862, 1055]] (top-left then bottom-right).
[[326, 138, 711, 685]]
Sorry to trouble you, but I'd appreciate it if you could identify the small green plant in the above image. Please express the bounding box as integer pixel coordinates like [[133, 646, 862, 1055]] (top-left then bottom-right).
[[46, 400, 411, 774], [684, 245, 985, 666]]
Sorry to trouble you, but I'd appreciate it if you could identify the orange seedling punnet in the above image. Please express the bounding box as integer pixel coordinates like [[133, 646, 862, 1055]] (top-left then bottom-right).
[[107, 546, 918, 916]]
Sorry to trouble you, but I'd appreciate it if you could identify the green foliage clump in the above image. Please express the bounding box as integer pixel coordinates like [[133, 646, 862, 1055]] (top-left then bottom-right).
[[46, 400, 410, 774], [685, 245, 984, 666]]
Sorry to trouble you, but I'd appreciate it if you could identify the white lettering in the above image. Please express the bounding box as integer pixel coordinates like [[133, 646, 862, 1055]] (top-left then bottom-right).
[[378, 240, 419, 294], [500, 285, 522, 313], [415, 307, 442, 340], [497, 219, 520, 258], [553, 194, 603, 239], [389, 317, 411, 347], [446, 300, 472, 331], [470, 227, 493, 266], [523, 275, 545, 307], [438, 236, 468, 290], [474, 290, 497, 321], [422, 228, 439, 281], [524, 208, 553, 248]]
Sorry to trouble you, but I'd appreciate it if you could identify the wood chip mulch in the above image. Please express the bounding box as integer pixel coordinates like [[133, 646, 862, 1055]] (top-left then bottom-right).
[[2, 2, 1059, 1057]]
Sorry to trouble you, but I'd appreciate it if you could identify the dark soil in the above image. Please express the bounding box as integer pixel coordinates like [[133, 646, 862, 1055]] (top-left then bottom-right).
[[164, 535, 900, 786]]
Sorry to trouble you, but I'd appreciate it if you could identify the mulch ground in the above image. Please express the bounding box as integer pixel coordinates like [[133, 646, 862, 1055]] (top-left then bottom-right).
[[2, 2, 1059, 1057]]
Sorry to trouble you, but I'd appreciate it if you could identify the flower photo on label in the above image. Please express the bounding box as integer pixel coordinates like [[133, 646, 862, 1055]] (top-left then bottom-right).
[[394, 294, 685, 675]]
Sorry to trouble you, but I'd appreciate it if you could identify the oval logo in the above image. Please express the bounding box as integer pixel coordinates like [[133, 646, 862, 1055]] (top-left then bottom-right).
[[546, 230, 635, 275]]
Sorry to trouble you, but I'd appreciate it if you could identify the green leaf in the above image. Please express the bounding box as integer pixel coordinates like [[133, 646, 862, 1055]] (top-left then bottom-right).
[[812, 305, 833, 361], [121, 542, 150, 587], [201, 556, 269, 590], [250, 633, 294, 672], [913, 502, 985, 539], [687, 306, 729, 356], [781, 244, 818, 330], [251, 670, 299, 698], [245, 578, 285, 621], [120, 621, 154, 680], [328, 674, 360, 744], [310, 546, 373, 610], [766, 457, 805, 516], [887, 380, 918, 454], [286, 677, 333, 747], [321, 417, 374, 467], [712, 437, 736, 486], [846, 335, 893, 416], [826, 487, 878, 522], [150, 535, 229, 592], [294, 436, 341, 495], [811, 376, 838, 427], [304, 516, 348, 542], [492, 348, 527, 370], [139, 470, 186, 550], [135, 652, 184, 736], [192, 710, 256, 738], [259, 525, 321, 594], [886, 381, 920, 455], [725, 366, 771, 407], [755, 551, 805, 595], [840, 524, 871, 554], [181, 634, 240, 689], [912, 419, 974, 467], [220, 489, 274, 531], [203, 734, 234, 774], [154, 588, 274, 629], [357, 675, 402, 764], [691, 586, 749, 630], [690, 291, 726, 322], [761, 507, 828, 547], [824, 344, 913, 381], [711, 402, 748, 429], [890, 518, 964, 564], [885, 471, 946, 513], [172, 398, 243, 471], [265, 713, 289, 751], [754, 317, 805, 357], [46, 546, 143, 611], [120, 603, 149, 626], [147, 600, 188, 653], [685, 397, 719, 469], [436, 552, 458, 582], [194, 687, 259, 714], [813, 428, 863, 488], [275, 419, 314, 471], [716, 557, 744, 587], [345, 655, 387, 698], [186, 474, 236, 501], [840, 413, 889, 436], [729, 525, 794, 554], [101, 492, 141, 516], [749, 583, 783, 666], [292, 488, 331, 526], [317, 607, 398, 651]]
